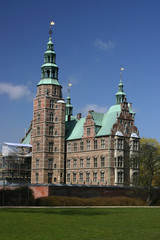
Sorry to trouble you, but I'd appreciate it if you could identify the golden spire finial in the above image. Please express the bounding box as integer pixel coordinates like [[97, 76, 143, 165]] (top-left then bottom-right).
[[68, 82, 72, 94], [49, 20, 55, 38], [120, 65, 124, 82]]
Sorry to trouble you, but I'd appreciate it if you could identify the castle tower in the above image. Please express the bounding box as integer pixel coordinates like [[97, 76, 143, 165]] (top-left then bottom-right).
[[31, 23, 66, 184]]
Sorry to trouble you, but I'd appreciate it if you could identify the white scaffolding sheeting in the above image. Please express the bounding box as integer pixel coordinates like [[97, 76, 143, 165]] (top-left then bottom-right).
[[2, 142, 32, 157]]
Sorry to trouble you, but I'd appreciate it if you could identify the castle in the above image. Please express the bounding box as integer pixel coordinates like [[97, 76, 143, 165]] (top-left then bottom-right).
[[22, 28, 140, 186]]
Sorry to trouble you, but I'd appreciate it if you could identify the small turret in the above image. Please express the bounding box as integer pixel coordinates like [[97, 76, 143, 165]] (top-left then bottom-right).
[[66, 84, 73, 121], [116, 68, 126, 104]]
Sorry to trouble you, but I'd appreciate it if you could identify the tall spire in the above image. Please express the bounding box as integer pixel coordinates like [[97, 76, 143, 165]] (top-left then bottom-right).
[[115, 67, 126, 104], [37, 21, 61, 87], [66, 83, 73, 121]]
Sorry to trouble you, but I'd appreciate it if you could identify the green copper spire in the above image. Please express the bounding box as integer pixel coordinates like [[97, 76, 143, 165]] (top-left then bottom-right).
[[37, 22, 60, 86], [66, 84, 73, 121], [115, 68, 126, 104]]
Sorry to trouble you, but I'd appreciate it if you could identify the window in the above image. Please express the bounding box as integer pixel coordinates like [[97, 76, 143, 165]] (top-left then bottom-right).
[[54, 164, 57, 169], [101, 157, 105, 167], [133, 141, 139, 151], [37, 112, 40, 122], [55, 147, 57, 152], [37, 142, 40, 151], [55, 131, 57, 135], [48, 173, 52, 183], [93, 172, 97, 182], [54, 87, 57, 95], [79, 172, 83, 182], [80, 141, 84, 151], [67, 159, 71, 168], [49, 112, 54, 122], [74, 141, 77, 152], [94, 157, 97, 167], [94, 139, 97, 150], [49, 142, 53, 152], [86, 172, 90, 182], [37, 126, 40, 135], [86, 157, 90, 168], [36, 158, 39, 168], [101, 139, 105, 149], [48, 158, 53, 169], [87, 140, 90, 150], [55, 117, 58, 122], [50, 99, 54, 109], [73, 158, 77, 168], [118, 156, 123, 168], [67, 142, 71, 152], [100, 172, 105, 182], [114, 158, 117, 167], [73, 173, 76, 182], [118, 171, 123, 183], [67, 173, 70, 182], [54, 177, 56, 183], [36, 172, 39, 184], [80, 158, 83, 168], [87, 127, 91, 136], [49, 126, 53, 136], [118, 139, 123, 150], [38, 100, 41, 109], [39, 87, 41, 95]]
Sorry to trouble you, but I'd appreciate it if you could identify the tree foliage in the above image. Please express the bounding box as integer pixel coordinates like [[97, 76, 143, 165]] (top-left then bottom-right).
[[137, 138, 160, 205]]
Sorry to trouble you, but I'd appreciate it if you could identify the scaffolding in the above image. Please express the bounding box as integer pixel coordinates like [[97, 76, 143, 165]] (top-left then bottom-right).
[[0, 143, 32, 183]]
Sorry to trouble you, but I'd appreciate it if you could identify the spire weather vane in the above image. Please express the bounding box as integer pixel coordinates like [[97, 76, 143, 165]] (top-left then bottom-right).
[[49, 21, 55, 38]]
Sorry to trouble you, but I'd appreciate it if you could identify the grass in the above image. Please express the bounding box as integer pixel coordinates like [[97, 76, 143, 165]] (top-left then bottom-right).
[[0, 208, 160, 240]]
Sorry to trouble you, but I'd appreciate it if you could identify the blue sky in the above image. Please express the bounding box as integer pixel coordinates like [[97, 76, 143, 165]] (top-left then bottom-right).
[[0, 0, 160, 144]]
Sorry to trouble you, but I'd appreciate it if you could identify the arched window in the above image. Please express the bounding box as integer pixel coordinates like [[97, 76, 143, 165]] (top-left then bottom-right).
[[50, 99, 54, 109], [38, 100, 41, 109], [36, 172, 39, 184], [46, 70, 50, 78], [37, 112, 40, 122], [37, 142, 40, 151]]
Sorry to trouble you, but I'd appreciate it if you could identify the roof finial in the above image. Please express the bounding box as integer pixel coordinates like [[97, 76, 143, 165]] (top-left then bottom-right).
[[49, 20, 55, 38], [68, 82, 72, 95], [120, 65, 124, 83]]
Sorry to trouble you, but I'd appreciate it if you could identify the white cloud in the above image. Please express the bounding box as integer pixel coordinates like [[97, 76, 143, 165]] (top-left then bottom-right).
[[81, 104, 108, 116], [94, 38, 116, 51], [0, 82, 34, 101]]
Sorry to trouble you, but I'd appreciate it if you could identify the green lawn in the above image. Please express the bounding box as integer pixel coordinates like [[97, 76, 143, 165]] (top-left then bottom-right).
[[0, 208, 160, 240]]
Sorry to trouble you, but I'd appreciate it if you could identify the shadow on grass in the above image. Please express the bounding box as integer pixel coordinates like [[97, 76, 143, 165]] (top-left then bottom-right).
[[0, 208, 126, 216]]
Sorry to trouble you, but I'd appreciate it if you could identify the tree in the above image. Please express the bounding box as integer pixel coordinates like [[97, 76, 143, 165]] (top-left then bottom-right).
[[134, 138, 160, 205]]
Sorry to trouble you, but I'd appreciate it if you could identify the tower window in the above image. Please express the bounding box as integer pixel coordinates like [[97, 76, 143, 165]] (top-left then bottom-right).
[[36, 158, 39, 168], [36, 173, 39, 184], [101, 157, 105, 167], [48, 173, 52, 183], [118, 139, 123, 150], [87, 128, 91, 136], [49, 142, 53, 152], [37, 113, 40, 122], [49, 126, 53, 136], [37, 142, 40, 151], [49, 112, 54, 122], [38, 100, 41, 109], [74, 141, 77, 151], [50, 99, 54, 109], [94, 157, 97, 167], [87, 140, 90, 150], [46, 70, 50, 78], [48, 158, 53, 169], [101, 139, 105, 149], [94, 139, 97, 150], [118, 171, 123, 183], [37, 126, 40, 135], [118, 156, 123, 168], [54, 87, 57, 95]]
